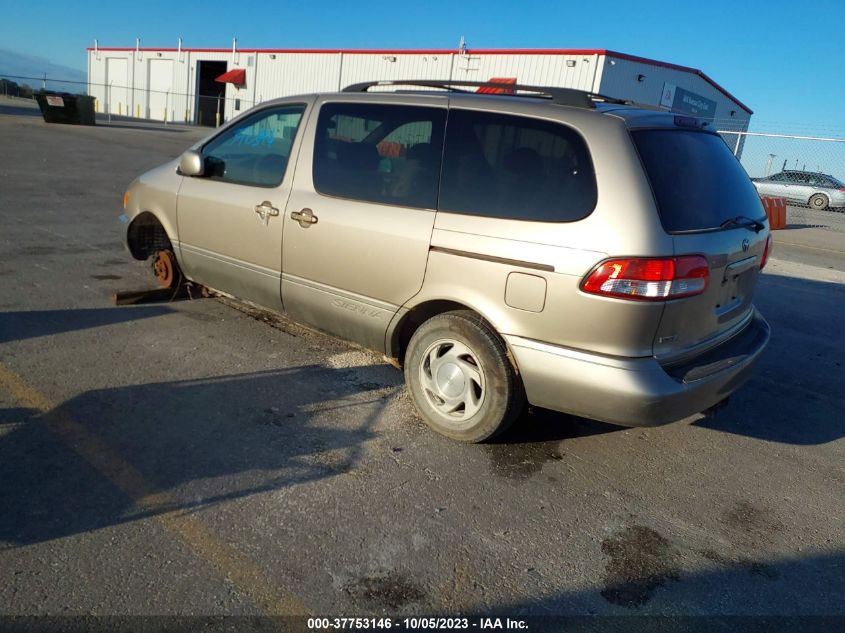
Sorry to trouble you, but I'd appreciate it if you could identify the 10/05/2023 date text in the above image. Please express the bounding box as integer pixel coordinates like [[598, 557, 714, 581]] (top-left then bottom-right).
[[307, 617, 528, 630]]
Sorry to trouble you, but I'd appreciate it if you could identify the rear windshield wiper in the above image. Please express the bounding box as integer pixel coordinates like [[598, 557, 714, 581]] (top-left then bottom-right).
[[720, 216, 765, 233]]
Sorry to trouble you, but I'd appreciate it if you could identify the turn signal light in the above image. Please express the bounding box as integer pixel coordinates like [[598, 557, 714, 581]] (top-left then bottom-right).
[[581, 256, 710, 301], [123, 191, 130, 209]]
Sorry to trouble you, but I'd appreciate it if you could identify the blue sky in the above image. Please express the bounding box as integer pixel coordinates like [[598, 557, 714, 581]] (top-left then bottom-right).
[[1, 0, 843, 134]]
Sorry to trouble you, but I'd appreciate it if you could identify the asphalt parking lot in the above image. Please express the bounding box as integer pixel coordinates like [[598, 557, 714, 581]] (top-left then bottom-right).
[[1, 98, 844, 626]]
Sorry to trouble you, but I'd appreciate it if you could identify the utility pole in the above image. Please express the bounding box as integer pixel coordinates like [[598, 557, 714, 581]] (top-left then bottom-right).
[[765, 154, 777, 176]]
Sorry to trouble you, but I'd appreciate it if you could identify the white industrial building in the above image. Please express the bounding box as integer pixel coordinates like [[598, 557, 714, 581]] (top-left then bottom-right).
[[86, 41, 751, 150]]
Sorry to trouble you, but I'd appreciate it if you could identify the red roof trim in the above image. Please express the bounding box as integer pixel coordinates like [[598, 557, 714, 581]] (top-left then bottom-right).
[[85, 46, 750, 113], [88, 47, 233, 53], [88, 46, 611, 55]]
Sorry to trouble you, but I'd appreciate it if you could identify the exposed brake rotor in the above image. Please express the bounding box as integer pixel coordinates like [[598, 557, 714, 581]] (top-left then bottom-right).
[[152, 249, 179, 289]]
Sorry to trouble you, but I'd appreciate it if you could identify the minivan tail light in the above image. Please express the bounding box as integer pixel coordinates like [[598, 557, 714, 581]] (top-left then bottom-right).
[[760, 234, 773, 270], [581, 256, 709, 301]]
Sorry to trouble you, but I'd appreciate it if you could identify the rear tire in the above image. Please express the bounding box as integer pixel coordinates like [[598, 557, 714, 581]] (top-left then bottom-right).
[[809, 193, 829, 210], [404, 311, 524, 442]]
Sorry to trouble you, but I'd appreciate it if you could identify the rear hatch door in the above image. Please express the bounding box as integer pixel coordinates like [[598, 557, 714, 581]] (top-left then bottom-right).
[[632, 128, 769, 361]]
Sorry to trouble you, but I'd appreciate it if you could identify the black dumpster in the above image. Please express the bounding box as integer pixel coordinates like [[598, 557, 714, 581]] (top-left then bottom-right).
[[33, 91, 96, 125]]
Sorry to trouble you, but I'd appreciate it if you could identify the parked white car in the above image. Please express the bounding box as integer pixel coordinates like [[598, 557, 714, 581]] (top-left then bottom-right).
[[751, 170, 845, 210]]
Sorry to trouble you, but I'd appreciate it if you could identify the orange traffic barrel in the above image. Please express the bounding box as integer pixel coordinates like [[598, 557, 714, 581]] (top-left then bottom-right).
[[760, 196, 787, 230]]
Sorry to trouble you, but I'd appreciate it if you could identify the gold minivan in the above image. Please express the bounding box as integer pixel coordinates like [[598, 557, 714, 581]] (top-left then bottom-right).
[[121, 80, 771, 442]]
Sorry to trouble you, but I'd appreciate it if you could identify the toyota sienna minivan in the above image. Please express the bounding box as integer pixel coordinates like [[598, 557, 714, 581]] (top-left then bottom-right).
[[121, 80, 771, 442]]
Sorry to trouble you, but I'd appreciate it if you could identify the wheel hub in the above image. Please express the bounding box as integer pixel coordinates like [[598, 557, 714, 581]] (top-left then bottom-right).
[[436, 362, 466, 398], [419, 339, 485, 422]]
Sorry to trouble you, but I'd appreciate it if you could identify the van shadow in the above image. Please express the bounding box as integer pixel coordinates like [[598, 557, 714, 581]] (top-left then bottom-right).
[[464, 548, 845, 623], [492, 270, 844, 449], [0, 363, 397, 548], [693, 272, 845, 445], [501, 407, 624, 445], [483, 408, 624, 481], [0, 306, 174, 344]]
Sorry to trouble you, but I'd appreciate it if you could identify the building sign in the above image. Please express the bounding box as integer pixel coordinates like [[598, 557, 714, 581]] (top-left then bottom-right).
[[660, 83, 717, 120]]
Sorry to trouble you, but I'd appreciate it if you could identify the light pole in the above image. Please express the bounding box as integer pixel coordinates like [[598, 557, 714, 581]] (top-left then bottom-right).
[[765, 154, 777, 176]]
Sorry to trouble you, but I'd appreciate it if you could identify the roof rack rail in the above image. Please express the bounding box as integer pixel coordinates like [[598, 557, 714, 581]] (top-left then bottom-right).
[[341, 79, 632, 109]]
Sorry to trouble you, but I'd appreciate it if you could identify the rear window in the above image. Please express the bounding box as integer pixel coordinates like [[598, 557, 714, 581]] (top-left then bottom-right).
[[633, 130, 764, 233]]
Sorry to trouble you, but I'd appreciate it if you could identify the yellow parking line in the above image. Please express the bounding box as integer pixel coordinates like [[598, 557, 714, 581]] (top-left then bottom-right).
[[0, 362, 309, 617]]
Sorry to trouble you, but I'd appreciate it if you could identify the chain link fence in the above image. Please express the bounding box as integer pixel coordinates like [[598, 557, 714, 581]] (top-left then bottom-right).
[[0, 73, 263, 127], [720, 129, 845, 233]]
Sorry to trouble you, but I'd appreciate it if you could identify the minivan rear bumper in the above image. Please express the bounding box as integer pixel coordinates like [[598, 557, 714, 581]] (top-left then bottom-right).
[[506, 310, 770, 427]]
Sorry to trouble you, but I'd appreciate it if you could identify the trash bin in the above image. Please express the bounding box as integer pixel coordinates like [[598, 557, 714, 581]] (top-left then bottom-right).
[[33, 91, 96, 125]]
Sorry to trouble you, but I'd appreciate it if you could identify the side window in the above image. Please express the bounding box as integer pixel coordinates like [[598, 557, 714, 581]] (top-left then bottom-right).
[[439, 110, 597, 222], [313, 103, 446, 209], [768, 173, 787, 182], [202, 105, 305, 187]]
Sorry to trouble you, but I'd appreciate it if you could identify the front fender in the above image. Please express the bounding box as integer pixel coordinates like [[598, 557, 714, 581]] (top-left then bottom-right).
[[123, 160, 182, 258]]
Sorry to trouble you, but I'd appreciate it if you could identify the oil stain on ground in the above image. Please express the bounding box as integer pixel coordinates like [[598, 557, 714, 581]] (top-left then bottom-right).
[[600, 525, 680, 608], [484, 409, 618, 480], [723, 500, 784, 541], [484, 442, 564, 480], [345, 571, 426, 609]]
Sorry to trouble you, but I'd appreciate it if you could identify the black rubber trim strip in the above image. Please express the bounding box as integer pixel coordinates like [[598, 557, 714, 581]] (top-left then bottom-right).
[[662, 312, 770, 384], [429, 246, 555, 272]]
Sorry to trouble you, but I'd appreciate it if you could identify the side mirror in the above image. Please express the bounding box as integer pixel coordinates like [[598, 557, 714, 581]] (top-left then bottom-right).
[[179, 150, 204, 176]]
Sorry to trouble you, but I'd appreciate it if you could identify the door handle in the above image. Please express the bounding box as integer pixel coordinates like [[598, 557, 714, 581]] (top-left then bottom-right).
[[254, 201, 279, 226], [290, 208, 319, 228]]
